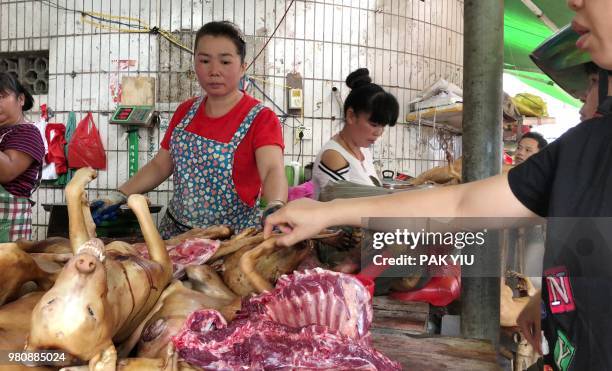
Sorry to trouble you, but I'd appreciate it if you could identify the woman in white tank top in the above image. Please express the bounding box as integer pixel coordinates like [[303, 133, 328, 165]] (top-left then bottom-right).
[[313, 68, 399, 198]]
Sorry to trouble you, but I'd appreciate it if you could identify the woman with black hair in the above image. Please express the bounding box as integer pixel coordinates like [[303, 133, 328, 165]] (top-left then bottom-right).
[[91, 21, 287, 237], [0, 72, 44, 242], [312, 68, 399, 197]]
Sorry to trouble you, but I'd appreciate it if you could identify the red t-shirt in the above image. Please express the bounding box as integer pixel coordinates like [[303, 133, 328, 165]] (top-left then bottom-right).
[[161, 93, 284, 207]]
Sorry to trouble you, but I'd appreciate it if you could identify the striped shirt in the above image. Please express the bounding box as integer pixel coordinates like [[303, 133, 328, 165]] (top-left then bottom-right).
[[312, 138, 380, 198], [0, 123, 44, 197]]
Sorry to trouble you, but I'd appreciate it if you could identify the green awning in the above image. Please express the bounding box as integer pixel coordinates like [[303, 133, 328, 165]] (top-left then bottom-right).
[[504, 0, 580, 107]]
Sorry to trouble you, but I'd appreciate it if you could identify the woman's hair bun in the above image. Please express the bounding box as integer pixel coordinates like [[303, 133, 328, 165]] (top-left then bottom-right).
[[345, 68, 372, 90]]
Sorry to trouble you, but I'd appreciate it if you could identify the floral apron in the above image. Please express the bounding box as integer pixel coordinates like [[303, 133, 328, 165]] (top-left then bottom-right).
[[159, 96, 263, 239]]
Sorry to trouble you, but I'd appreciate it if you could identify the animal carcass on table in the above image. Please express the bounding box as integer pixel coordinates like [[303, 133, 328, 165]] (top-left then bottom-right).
[[0, 291, 45, 350], [173, 268, 401, 370], [133, 225, 256, 279], [124, 279, 240, 363], [220, 232, 345, 297], [164, 225, 232, 246], [221, 236, 313, 297], [0, 292, 61, 371], [185, 264, 239, 305], [25, 168, 173, 370], [15, 236, 72, 254], [132, 225, 262, 281], [0, 243, 58, 306]]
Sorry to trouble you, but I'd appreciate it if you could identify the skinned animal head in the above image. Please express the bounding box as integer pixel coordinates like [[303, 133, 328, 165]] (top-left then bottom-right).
[[26, 238, 114, 361]]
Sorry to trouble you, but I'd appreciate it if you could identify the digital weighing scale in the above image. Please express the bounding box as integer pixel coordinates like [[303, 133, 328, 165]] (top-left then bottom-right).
[[110, 105, 156, 127], [110, 105, 158, 177]]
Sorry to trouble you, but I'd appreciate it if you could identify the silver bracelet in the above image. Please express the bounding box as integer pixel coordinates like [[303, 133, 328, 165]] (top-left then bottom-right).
[[266, 199, 287, 208]]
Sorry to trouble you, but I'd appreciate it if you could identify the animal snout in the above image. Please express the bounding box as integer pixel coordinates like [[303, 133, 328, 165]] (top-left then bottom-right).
[[75, 254, 97, 274]]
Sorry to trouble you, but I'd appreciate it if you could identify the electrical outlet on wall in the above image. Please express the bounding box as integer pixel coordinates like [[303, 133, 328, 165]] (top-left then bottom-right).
[[295, 125, 312, 141], [288, 88, 303, 110]]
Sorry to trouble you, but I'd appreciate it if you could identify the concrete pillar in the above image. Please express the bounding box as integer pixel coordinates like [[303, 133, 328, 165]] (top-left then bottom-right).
[[460, 0, 504, 346]]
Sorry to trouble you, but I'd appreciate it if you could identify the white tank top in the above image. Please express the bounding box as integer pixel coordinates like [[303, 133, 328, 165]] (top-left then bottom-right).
[[312, 138, 380, 198]]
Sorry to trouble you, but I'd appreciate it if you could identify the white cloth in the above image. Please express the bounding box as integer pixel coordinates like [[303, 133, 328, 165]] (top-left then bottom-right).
[[33, 118, 48, 153], [312, 138, 380, 198], [41, 162, 58, 180]]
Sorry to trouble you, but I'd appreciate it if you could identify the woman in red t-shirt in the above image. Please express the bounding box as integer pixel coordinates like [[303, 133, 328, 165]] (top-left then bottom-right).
[[92, 21, 287, 238]]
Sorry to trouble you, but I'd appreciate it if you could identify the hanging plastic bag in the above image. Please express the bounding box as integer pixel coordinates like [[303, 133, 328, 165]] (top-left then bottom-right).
[[67, 112, 106, 169], [54, 112, 77, 185], [45, 123, 67, 175]]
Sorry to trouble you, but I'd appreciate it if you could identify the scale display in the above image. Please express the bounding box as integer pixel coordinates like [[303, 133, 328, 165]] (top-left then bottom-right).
[[110, 105, 156, 127], [115, 107, 133, 120]]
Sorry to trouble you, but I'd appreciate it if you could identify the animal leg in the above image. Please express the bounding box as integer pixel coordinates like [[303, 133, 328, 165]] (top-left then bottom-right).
[[81, 193, 97, 239], [239, 237, 279, 293], [185, 265, 237, 301], [230, 227, 258, 240], [127, 195, 172, 281], [212, 234, 265, 260], [66, 168, 97, 254], [89, 343, 117, 371]]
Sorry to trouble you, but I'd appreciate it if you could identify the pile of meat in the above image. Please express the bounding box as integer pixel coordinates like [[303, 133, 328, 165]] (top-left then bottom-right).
[[173, 268, 401, 370], [1, 169, 403, 370]]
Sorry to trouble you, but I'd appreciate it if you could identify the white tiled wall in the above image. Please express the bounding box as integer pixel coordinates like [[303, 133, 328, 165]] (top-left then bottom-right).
[[0, 0, 464, 239]]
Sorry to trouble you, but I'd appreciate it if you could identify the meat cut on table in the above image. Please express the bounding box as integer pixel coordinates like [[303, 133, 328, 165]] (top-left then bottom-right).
[[173, 268, 401, 370]]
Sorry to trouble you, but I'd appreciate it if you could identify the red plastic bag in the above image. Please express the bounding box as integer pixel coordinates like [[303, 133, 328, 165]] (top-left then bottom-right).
[[45, 123, 67, 174], [67, 112, 106, 169]]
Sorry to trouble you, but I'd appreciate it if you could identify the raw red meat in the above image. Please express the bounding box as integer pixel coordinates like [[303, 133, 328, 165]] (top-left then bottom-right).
[[240, 268, 372, 340], [134, 238, 220, 279], [173, 268, 401, 370]]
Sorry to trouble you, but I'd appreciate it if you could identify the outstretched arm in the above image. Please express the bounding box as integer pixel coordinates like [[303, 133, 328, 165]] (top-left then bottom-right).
[[119, 149, 174, 196], [265, 173, 537, 246]]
